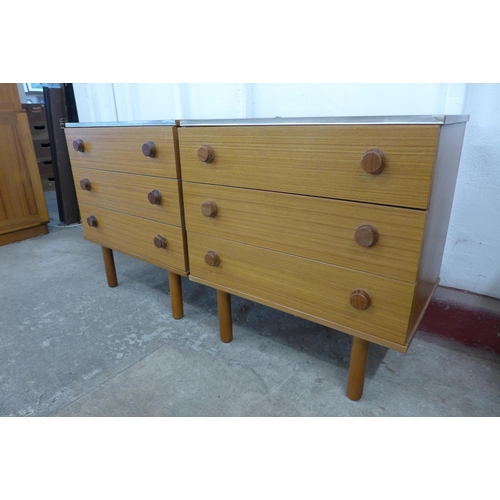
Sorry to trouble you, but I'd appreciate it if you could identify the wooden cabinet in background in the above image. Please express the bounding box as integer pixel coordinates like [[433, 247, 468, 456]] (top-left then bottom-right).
[[22, 103, 54, 191], [0, 84, 49, 246]]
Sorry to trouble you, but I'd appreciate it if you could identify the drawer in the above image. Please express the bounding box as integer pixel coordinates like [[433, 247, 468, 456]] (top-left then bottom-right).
[[29, 121, 48, 136], [37, 157, 53, 176], [79, 203, 188, 273], [33, 138, 52, 158], [178, 125, 440, 209], [23, 105, 47, 122], [183, 183, 426, 283], [73, 167, 184, 227], [65, 126, 180, 178], [187, 233, 415, 345]]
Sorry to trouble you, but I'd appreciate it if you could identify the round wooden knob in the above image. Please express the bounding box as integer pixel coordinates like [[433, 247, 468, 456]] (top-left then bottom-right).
[[86, 215, 98, 227], [350, 289, 372, 310], [73, 139, 84, 152], [142, 141, 157, 158], [80, 178, 91, 191], [154, 235, 167, 249], [201, 200, 218, 217], [148, 189, 162, 205], [355, 224, 379, 247], [204, 250, 220, 267], [361, 148, 386, 174], [197, 145, 215, 163]]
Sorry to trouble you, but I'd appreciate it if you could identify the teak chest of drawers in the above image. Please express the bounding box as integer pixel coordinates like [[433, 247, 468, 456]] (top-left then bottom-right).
[[177, 115, 468, 400], [65, 121, 187, 319], [65, 115, 468, 401]]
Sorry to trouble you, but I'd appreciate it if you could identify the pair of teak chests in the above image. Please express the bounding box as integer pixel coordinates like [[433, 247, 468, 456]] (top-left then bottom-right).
[[64, 116, 469, 401]]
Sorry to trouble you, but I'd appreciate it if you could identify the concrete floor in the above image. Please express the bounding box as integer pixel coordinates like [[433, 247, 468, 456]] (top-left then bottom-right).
[[1, 192, 499, 417]]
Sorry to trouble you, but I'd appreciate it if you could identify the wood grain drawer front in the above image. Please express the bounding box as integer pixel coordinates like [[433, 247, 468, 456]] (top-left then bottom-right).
[[79, 203, 188, 273], [73, 167, 184, 227], [188, 233, 415, 345], [65, 126, 180, 178], [178, 125, 439, 209], [183, 183, 426, 283]]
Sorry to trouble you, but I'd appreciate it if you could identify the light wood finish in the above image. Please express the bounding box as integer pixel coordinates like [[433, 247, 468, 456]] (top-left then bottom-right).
[[346, 337, 370, 401], [65, 126, 181, 178], [407, 122, 468, 335], [0, 224, 48, 246], [188, 232, 415, 345], [178, 125, 440, 209], [180, 118, 468, 399], [217, 289, 233, 343], [182, 182, 426, 283], [79, 203, 188, 275], [0, 108, 49, 246], [101, 246, 118, 287], [72, 167, 184, 227], [0, 83, 21, 111], [66, 124, 188, 319], [168, 271, 184, 319]]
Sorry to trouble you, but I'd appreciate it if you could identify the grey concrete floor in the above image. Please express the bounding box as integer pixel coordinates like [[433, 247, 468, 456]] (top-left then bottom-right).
[[1, 192, 499, 417]]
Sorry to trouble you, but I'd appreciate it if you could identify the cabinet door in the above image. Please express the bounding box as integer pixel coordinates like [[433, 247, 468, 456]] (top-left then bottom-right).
[[0, 111, 49, 243]]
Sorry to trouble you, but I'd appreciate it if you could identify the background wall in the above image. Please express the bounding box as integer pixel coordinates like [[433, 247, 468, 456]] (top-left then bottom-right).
[[72, 83, 500, 299]]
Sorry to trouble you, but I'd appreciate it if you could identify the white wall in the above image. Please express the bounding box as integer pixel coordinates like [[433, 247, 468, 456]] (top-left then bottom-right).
[[72, 83, 500, 299]]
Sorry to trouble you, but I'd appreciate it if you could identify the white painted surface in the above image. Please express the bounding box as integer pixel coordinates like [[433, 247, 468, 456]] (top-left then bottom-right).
[[72, 83, 500, 299]]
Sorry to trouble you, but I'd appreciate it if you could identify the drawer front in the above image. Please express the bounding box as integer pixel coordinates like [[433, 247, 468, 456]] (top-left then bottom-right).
[[73, 167, 184, 227], [65, 126, 180, 178], [178, 125, 439, 209], [188, 233, 415, 345], [23, 105, 47, 122], [79, 203, 188, 273], [33, 138, 52, 157], [183, 183, 426, 283]]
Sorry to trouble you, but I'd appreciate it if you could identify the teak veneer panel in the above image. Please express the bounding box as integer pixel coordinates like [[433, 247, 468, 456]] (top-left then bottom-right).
[[188, 232, 416, 345], [178, 125, 440, 209], [0, 111, 49, 239], [79, 203, 188, 274], [183, 182, 426, 283], [72, 167, 184, 227], [65, 126, 181, 179]]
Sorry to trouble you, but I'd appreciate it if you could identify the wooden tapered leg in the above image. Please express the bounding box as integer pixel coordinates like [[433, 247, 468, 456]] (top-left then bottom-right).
[[168, 271, 184, 320], [346, 337, 370, 401], [217, 289, 233, 343], [101, 246, 118, 288]]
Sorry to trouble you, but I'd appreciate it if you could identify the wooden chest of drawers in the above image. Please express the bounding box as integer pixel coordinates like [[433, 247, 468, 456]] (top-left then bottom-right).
[[65, 122, 188, 319], [177, 116, 468, 400]]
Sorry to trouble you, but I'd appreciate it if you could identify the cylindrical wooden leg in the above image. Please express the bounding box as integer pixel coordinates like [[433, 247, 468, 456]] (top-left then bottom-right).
[[346, 337, 370, 401], [101, 246, 118, 288], [217, 289, 233, 343], [168, 271, 184, 320]]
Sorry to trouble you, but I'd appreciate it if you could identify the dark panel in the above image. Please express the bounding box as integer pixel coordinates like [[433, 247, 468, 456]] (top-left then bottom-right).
[[43, 86, 80, 225]]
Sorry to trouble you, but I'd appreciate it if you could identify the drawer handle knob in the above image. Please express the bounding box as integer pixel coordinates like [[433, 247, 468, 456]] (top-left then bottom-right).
[[355, 224, 379, 247], [148, 189, 162, 205], [154, 235, 167, 249], [142, 141, 157, 158], [73, 139, 85, 152], [201, 200, 218, 217], [350, 289, 372, 310], [80, 178, 91, 191], [197, 145, 215, 163], [204, 250, 220, 267], [87, 215, 98, 227], [361, 148, 386, 174]]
